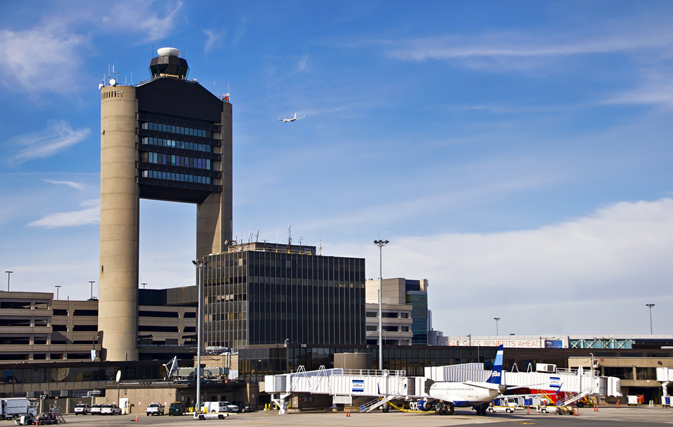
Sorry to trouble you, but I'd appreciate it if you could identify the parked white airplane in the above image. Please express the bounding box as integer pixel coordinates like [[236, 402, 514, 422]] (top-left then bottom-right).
[[279, 113, 305, 123], [418, 344, 505, 415]]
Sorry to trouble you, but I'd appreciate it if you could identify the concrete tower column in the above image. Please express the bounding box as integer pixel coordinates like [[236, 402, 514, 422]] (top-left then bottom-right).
[[99, 85, 139, 361], [196, 103, 233, 257]]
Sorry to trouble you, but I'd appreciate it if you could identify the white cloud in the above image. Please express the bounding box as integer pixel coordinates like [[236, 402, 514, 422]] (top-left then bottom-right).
[[331, 198, 673, 335], [100, 0, 183, 43], [43, 180, 86, 191], [203, 29, 225, 53], [296, 53, 309, 73], [28, 199, 99, 229], [9, 121, 90, 164], [388, 28, 673, 61], [603, 71, 673, 108], [0, 25, 85, 93]]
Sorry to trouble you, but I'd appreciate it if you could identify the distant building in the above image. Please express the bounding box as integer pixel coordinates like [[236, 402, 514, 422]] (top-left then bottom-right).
[[365, 278, 429, 345], [202, 242, 366, 349], [0, 290, 196, 363]]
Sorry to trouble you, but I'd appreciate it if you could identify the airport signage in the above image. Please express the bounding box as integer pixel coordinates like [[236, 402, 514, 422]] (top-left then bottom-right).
[[448, 338, 556, 348], [351, 379, 364, 393]]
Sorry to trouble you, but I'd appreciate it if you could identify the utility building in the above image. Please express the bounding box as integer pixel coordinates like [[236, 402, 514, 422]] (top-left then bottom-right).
[[99, 47, 232, 361]]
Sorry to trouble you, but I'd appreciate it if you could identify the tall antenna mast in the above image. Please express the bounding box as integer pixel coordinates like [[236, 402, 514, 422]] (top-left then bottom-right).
[[287, 225, 292, 250]]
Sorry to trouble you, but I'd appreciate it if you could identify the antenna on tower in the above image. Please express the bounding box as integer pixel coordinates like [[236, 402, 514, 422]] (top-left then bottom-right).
[[319, 230, 323, 256], [287, 225, 292, 250]]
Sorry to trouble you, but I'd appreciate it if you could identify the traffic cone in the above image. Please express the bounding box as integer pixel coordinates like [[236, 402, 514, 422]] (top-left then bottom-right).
[[526, 407, 529, 414], [346, 410, 350, 417], [135, 415, 139, 421]]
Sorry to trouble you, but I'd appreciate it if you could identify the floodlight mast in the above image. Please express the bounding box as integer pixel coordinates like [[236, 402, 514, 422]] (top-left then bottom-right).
[[192, 258, 208, 413], [373, 239, 389, 371]]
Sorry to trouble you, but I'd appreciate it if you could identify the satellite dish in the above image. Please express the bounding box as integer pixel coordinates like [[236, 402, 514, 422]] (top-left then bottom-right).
[[116, 370, 122, 383], [98, 83, 104, 90], [109, 78, 117, 86]]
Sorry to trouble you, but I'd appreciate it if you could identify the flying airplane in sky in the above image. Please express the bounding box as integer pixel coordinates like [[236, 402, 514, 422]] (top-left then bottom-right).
[[418, 344, 505, 415], [279, 113, 305, 123]]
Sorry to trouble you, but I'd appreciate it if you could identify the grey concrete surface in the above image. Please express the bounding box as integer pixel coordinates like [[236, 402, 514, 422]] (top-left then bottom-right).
[[34, 406, 673, 426]]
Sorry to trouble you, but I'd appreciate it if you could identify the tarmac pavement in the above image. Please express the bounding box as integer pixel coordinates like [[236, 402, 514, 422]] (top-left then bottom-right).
[[21, 406, 673, 426]]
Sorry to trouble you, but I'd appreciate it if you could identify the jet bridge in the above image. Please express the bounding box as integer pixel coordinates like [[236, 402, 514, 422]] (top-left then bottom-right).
[[265, 366, 409, 414], [265, 363, 621, 414]]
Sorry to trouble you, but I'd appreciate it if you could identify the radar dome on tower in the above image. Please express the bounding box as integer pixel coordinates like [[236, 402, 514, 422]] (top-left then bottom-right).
[[157, 47, 181, 57]]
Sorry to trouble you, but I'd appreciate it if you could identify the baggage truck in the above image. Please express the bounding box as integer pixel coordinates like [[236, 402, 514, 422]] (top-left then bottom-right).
[[1, 398, 38, 419]]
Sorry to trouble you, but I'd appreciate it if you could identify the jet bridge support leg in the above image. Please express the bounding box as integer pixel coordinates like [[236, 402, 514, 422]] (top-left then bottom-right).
[[271, 393, 291, 415]]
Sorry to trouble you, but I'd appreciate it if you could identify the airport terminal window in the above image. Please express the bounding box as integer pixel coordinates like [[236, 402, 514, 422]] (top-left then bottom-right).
[[636, 367, 655, 380]]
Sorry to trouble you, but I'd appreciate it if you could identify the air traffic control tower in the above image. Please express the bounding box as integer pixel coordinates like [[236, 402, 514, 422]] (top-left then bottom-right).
[[99, 48, 232, 361]]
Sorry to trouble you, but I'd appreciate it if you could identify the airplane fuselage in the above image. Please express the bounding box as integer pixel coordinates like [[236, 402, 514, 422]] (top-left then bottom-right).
[[429, 381, 500, 407]]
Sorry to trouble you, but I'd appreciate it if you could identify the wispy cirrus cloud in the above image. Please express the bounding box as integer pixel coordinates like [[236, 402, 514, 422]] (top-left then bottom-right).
[[385, 22, 673, 73], [100, 0, 183, 43], [602, 70, 673, 108], [28, 199, 99, 229], [43, 179, 86, 191], [203, 29, 225, 53], [0, 24, 86, 93], [9, 121, 90, 165]]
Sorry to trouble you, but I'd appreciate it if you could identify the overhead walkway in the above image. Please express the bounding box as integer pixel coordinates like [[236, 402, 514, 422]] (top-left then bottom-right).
[[265, 363, 621, 414]]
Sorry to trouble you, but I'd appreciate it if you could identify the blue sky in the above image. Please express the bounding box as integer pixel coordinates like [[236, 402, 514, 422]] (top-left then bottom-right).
[[2, 0, 673, 337]]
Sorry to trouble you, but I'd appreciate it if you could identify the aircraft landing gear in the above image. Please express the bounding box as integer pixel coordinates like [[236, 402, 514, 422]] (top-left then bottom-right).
[[474, 403, 489, 415], [435, 402, 455, 415]]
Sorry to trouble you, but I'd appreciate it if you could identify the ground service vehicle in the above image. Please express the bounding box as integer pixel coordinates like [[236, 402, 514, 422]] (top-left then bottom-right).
[[1, 398, 38, 419], [201, 401, 228, 413], [35, 413, 59, 425], [168, 402, 185, 416], [233, 401, 254, 412], [487, 405, 515, 413], [194, 411, 228, 420], [101, 404, 122, 415], [146, 403, 165, 415], [73, 404, 89, 415]]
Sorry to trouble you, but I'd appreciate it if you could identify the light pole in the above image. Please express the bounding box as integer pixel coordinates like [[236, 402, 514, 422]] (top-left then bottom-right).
[[55, 285, 61, 300], [374, 239, 389, 371], [89, 281, 95, 299], [646, 304, 655, 334], [192, 258, 208, 413], [494, 317, 500, 336], [5, 271, 13, 291]]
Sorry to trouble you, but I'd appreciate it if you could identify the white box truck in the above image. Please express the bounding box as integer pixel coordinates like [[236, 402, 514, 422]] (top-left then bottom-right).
[[1, 398, 38, 419]]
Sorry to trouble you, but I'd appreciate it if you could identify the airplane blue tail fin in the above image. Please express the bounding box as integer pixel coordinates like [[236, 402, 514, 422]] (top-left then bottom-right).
[[486, 345, 504, 385]]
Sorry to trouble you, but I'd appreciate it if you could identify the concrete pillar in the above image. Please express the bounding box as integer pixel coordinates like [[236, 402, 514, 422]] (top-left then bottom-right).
[[99, 86, 139, 361], [196, 103, 232, 257]]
